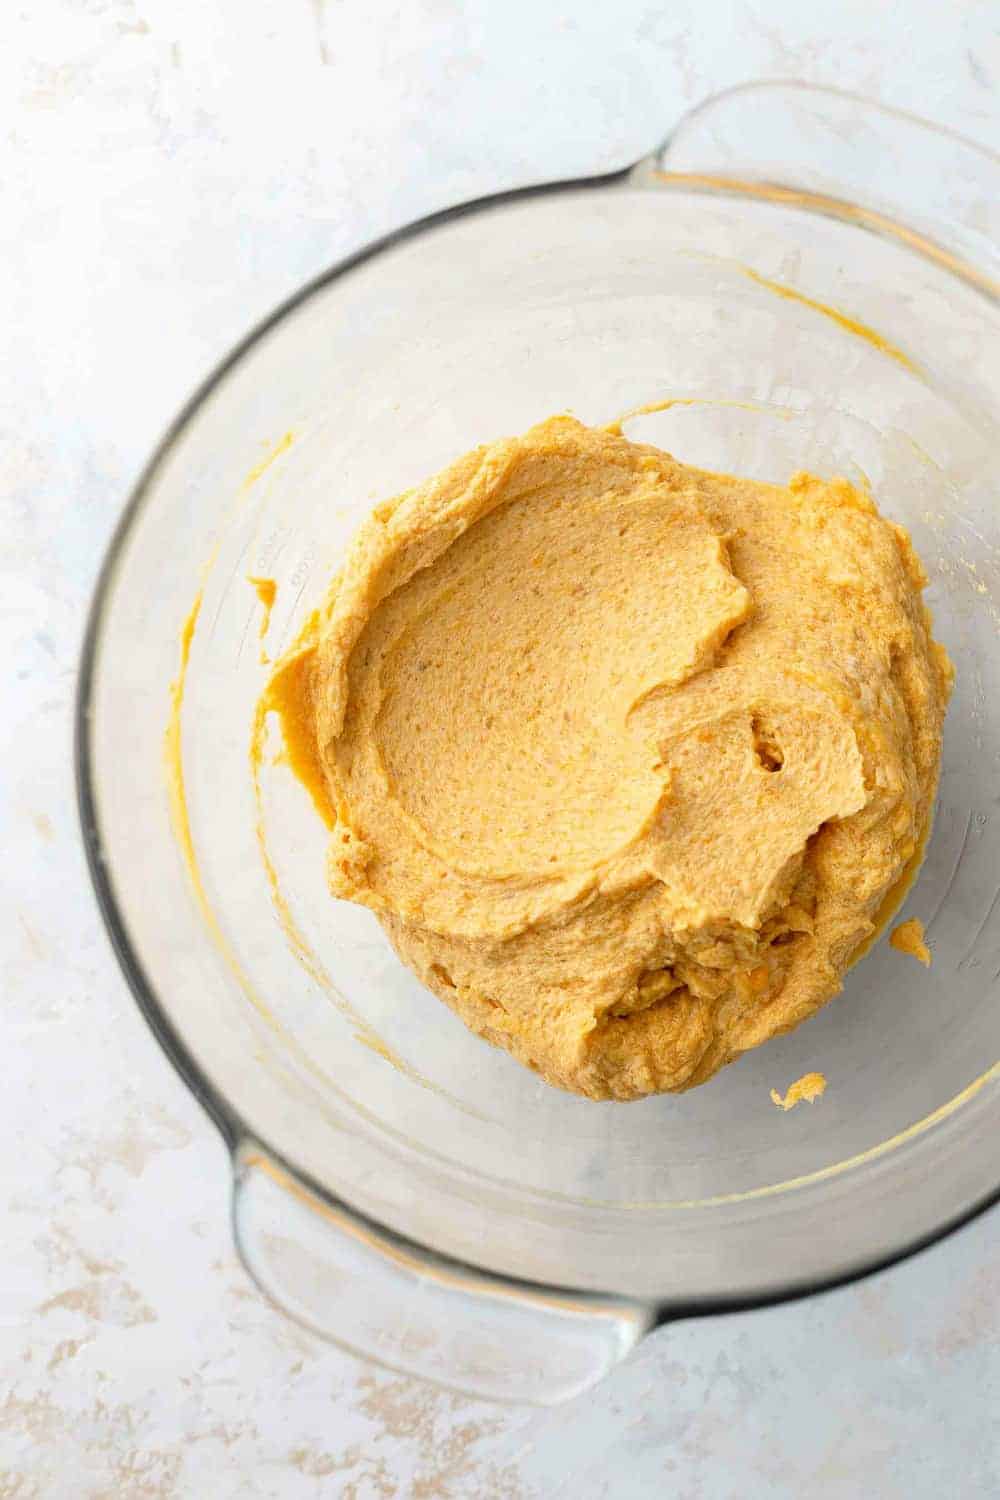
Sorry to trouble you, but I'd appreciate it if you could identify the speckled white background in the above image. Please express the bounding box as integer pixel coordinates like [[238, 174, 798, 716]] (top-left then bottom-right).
[[3, 2, 999, 1495]]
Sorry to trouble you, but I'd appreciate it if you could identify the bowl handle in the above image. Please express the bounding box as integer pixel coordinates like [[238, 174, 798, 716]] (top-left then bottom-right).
[[231, 1142, 657, 1405], [631, 80, 999, 287]]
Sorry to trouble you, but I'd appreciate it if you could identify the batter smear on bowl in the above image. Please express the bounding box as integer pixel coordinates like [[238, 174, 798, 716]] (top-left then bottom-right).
[[261, 416, 952, 1099]]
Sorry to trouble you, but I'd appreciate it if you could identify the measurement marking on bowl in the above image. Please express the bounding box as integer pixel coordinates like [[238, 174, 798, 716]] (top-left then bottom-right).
[[959, 880, 1000, 969], [924, 807, 974, 935], [211, 433, 298, 637]]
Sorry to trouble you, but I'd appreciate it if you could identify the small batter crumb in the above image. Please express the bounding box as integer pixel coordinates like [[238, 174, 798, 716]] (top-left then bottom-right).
[[889, 917, 932, 967], [771, 1072, 827, 1111]]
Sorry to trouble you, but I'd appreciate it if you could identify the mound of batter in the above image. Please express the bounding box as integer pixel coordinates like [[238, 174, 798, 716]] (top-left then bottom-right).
[[291, 417, 950, 1099]]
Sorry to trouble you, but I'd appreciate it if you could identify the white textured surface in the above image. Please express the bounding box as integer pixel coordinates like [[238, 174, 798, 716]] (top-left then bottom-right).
[[3, 1, 999, 1494]]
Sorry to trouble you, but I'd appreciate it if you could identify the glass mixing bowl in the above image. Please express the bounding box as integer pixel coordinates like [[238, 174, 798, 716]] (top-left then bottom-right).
[[78, 84, 1000, 1404]]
